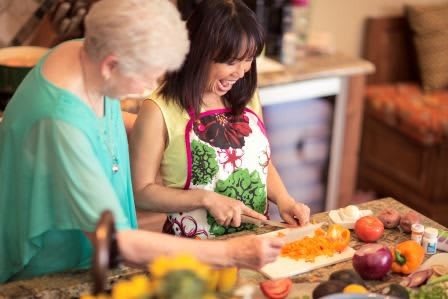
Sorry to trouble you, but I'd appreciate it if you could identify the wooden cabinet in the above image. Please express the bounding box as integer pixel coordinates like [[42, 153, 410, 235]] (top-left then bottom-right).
[[358, 114, 448, 227]]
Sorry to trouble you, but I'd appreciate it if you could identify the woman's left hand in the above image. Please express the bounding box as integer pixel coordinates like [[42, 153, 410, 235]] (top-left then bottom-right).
[[277, 197, 310, 226]]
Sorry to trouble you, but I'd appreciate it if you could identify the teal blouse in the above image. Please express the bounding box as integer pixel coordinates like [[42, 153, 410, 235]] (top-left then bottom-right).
[[0, 54, 137, 282]]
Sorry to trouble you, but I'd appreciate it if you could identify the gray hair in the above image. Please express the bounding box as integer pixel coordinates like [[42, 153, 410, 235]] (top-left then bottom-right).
[[84, 0, 189, 74]]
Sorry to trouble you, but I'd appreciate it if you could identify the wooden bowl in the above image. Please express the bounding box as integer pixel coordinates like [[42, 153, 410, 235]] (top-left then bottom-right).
[[0, 46, 49, 93]]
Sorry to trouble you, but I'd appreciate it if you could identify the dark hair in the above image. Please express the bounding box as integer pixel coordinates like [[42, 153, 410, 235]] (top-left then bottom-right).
[[159, 0, 265, 116]]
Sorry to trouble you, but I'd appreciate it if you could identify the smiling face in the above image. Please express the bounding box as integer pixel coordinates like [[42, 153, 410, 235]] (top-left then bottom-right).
[[206, 34, 257, 97], [159, 0, 265, 115], [206, 57, 253, 97]]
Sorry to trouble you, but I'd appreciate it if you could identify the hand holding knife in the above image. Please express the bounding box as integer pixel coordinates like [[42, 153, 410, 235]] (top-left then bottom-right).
[[241, 214, 294, 229]]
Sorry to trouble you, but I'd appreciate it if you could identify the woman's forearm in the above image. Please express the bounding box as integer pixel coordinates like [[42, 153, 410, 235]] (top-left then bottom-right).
[[117, 230, 232, 267], [116, 230, 284, 270], [266, 161, 292, 204], [266, 161, 311, 225]]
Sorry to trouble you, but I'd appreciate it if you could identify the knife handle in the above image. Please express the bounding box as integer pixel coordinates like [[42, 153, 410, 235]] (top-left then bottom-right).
[[241, 214, 263, 226], [241, 214, 291, 228]]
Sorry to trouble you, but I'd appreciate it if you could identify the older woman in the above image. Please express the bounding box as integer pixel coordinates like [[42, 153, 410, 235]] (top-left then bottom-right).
[[131, 0, 311, 239], [0, 0, 283, 283]]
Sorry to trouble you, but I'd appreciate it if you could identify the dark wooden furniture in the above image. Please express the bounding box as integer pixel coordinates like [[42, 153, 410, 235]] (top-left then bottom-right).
[[362, 16, 419, 85], [358, 16, 448, 227]]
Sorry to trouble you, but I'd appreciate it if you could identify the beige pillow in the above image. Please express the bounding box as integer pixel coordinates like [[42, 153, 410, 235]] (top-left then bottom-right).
[[407, 3, 448, 90]]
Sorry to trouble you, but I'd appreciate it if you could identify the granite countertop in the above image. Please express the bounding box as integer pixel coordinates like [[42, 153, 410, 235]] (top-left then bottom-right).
[[237, 197, 448, 295], [257, 52, 374, 88], [1, 197, 444, 298]]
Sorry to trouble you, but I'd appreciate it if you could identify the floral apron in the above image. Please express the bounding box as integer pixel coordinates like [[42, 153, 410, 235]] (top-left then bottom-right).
[[163, 108, 271, 239]]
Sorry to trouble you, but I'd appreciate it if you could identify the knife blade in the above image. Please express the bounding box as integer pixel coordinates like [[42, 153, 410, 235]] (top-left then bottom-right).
[[241, 214, 291, 228], [281, 222, 326, 243]]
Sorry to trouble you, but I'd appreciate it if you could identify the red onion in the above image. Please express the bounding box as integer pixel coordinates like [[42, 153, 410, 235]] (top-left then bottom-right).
[[352, 244, 392, 280]]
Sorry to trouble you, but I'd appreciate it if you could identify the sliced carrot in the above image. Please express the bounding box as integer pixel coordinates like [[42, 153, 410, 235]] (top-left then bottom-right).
[[280, 227, 350, 262]]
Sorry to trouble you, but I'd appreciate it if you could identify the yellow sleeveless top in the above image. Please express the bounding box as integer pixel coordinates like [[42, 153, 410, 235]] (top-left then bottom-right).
[[148, 92, 263, 189]]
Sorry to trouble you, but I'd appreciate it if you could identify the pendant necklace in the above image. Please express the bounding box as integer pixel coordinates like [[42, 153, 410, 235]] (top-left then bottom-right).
[[99, 119, 120, 174], [79, 48, 119, 174]]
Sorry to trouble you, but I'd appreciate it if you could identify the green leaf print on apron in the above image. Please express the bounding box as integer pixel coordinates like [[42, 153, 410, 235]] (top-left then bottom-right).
[[165, 108, 270, 238], [191, 140, 219, 185]]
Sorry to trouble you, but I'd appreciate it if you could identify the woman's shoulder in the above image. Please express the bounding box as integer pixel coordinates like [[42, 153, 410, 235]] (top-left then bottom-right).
[[40, 40, 82, 92], [148, 88, 171, 106], [147, 89, 185, 116], [245, 91, 262, 117]]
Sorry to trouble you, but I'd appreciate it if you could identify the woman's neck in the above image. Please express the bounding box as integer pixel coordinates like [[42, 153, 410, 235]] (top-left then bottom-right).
[[78, 47, 105, 116], [202, 92, 225, 109]]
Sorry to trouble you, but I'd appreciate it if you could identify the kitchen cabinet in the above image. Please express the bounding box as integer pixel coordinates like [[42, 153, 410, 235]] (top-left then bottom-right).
[[263, 97, 332, 214], [258, 53, 374, 212]]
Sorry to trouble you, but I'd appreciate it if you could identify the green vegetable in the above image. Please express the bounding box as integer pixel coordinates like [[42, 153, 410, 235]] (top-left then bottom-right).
[[409, 274, 448, 299], [156, 270, 208, 299]]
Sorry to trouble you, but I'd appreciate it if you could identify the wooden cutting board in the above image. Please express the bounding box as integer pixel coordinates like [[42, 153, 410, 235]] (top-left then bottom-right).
[[260, 225, 356, 279]]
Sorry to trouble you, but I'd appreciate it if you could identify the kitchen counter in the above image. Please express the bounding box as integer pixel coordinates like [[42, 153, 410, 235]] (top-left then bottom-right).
[[257, 52, 373, 88], [237, 197, 447, 296], [0, 267, 143, 298], [1, 197, 445, 298]]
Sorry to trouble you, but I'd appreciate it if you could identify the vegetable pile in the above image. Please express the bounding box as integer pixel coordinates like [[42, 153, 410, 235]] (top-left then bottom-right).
[[80, 255, 239, 299], [281, 225, 350, 262]]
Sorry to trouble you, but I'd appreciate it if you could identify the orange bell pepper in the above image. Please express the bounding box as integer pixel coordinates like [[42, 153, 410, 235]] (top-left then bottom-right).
[[391, 240, 425, 274], [326, 224, 351, 252]]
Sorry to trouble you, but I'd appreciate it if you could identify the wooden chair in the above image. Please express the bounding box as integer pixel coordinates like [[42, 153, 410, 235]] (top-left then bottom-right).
[[358, 16, 448, 227]]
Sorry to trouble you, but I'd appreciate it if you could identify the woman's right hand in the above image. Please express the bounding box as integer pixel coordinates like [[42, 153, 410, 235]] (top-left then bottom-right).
[[202, 190, 266, 227], [226, 235, 284, 269]]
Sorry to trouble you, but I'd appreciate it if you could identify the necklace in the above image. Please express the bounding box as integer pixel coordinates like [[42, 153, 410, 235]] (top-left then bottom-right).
[[98, 117, 120, 174], [79, 49, 104, 116], [79, 47, 119, 174]]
